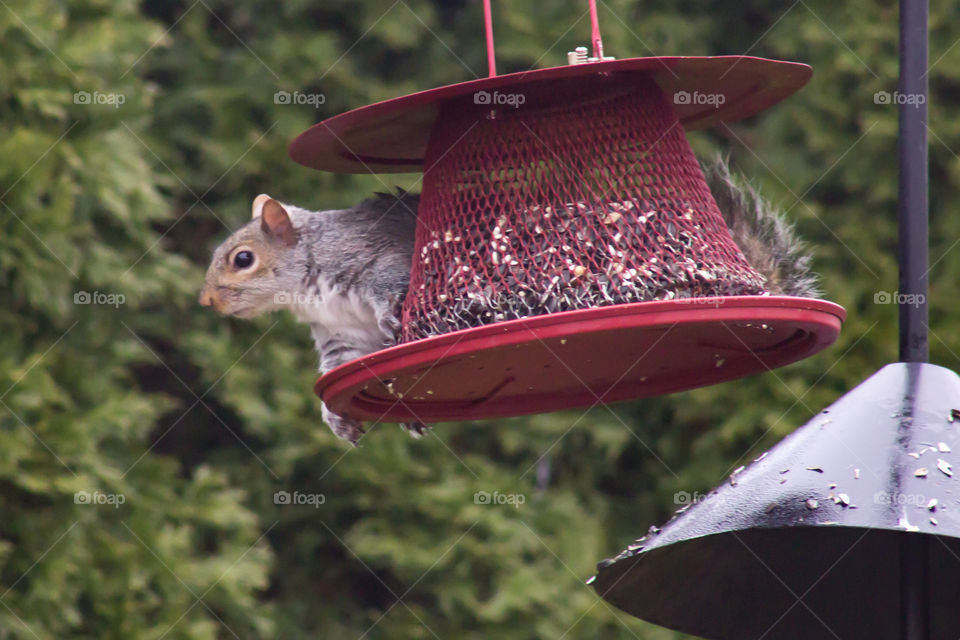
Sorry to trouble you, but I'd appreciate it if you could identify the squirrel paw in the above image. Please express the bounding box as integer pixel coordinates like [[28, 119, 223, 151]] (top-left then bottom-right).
[[400, 422, 431, 439], [322, 406, 365, 445], [377, 314, 402, 346]]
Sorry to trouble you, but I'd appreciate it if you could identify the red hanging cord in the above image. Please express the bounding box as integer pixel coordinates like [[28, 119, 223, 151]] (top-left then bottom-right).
[[589, 0, 604, 60], [483, 0, 497, 77]]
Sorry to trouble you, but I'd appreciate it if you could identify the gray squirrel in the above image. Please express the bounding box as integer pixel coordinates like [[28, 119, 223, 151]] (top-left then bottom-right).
[[198, 157, 816, 445], [199, 191, 423, 444]]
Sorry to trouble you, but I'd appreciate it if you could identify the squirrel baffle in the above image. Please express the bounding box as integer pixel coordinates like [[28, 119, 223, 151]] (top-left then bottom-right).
[[288, 56, 845, 424]]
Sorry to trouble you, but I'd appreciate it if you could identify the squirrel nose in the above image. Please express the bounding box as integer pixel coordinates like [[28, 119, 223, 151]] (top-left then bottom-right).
[[199, 288, 216, 308]]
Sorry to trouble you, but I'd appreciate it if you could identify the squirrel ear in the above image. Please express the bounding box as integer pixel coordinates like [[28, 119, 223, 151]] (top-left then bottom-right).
[[260, 199, 297, 247], [251, 193, 271, 219]]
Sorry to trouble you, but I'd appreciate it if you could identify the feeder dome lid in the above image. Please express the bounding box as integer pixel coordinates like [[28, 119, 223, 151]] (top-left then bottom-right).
[[289, 56, 812, 173], [593, 362, 960, 640]]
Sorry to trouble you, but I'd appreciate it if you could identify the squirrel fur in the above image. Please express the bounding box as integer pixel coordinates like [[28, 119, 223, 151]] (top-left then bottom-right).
[[703, 155, 819, 298], [199, 158, 816, 444]]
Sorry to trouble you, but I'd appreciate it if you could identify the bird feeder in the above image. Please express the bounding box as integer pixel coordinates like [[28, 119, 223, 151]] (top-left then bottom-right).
[[289, 2, 845, 424]]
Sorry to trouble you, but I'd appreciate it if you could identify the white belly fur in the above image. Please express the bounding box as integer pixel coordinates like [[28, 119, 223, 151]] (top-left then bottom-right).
[[289, 278, 385, 352]]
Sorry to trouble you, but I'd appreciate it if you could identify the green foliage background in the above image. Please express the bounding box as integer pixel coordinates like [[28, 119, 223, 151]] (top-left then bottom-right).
[[1, 0, 958, 637]]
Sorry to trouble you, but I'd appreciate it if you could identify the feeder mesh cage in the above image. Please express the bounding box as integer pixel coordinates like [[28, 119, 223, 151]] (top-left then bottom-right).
[[401, 75, 768, 343]]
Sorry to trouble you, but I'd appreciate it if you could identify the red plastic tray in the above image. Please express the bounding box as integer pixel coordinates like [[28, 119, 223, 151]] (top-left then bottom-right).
[[315, 296, 845, 423]]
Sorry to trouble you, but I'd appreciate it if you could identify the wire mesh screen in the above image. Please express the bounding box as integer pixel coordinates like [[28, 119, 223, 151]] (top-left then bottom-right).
[[401, 73, 767, 343]]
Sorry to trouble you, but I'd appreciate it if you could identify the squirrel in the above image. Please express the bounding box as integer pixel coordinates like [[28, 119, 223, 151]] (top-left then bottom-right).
[[199, 191, 425, 445], [198, 157, 816, 445]]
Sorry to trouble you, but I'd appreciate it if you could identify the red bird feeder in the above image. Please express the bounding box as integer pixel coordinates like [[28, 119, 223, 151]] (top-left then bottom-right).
[[289, 5, 844, 424]]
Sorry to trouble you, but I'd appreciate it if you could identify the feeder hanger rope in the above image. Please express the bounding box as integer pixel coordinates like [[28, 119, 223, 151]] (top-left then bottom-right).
[[485, 0, 613, 71], [483, 0, 496, 77], [588, 0, 605, 61]]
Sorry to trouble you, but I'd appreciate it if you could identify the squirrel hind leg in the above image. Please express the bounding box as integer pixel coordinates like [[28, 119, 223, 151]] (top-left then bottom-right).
[[400, 422, 431, 439], [322, 404, 365, 445]]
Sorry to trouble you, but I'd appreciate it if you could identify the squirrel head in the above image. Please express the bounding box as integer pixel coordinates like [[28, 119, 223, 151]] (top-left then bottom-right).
[[199, 194, 303, 317]]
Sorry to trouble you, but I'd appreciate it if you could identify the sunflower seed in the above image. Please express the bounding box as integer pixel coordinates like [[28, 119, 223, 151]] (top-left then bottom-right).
[[937, 459, 952, 477]]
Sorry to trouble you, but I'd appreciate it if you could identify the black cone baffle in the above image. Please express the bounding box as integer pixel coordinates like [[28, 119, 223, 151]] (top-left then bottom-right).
[[593, 362, 960, 639]]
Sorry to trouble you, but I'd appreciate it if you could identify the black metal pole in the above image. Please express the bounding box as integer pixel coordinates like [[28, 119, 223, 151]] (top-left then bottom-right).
[[901, 533, 928, 640], [898, 1, 929, 639], [898, 0, 929, 363]]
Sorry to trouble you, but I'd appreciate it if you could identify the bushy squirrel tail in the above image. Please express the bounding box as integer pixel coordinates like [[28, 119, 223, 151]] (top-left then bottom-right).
[[704, 155, 820, 298]]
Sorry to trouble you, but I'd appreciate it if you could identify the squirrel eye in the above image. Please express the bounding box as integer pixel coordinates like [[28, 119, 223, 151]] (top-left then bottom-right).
[[233, 250, 254, 269]]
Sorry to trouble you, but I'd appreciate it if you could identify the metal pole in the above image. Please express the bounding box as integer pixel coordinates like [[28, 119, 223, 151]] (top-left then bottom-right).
[[899, 1, 929, 638], [901, 534, 928, 640], [898, 0, 928, 363]]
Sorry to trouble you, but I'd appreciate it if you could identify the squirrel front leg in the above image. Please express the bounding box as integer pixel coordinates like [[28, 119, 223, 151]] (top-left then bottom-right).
[[368, 300, 431, 439], [311, 325, 368, 445], [369, 296, 403, 347]]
